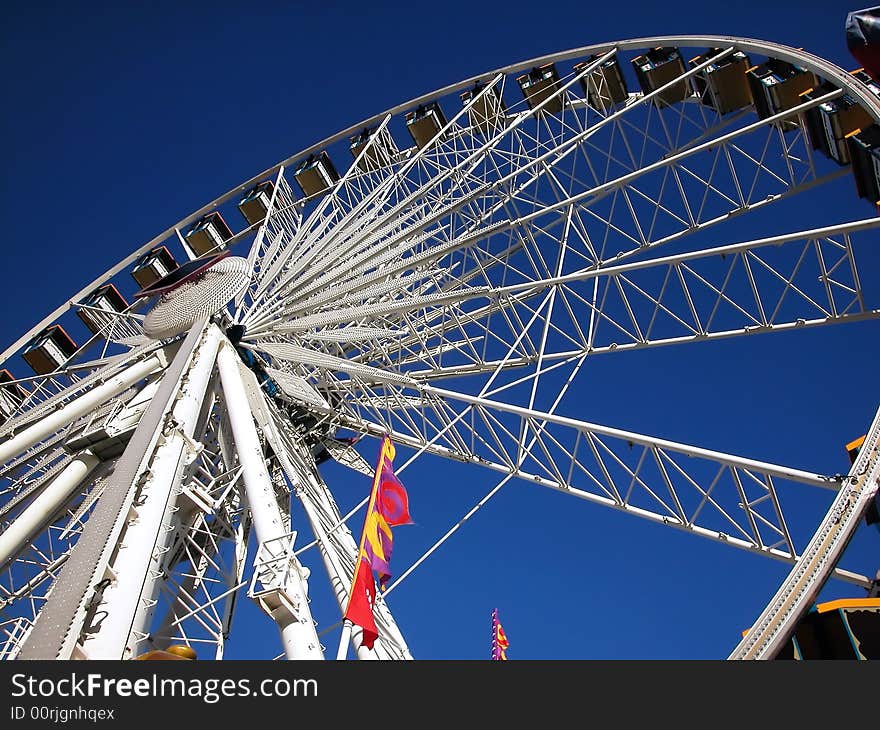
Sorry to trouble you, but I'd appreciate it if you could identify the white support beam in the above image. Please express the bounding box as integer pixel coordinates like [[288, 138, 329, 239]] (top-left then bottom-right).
[[0, 451, 100, 568], [0, 353, 165, 465], [216, 343, 324, 660], [80, 326, 222, 659]]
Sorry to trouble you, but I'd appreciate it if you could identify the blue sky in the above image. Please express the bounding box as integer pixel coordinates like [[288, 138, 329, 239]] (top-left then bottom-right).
[[2, 1, 879, 659]]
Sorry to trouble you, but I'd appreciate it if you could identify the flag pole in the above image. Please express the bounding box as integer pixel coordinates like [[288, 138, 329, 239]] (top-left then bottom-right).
[[336, 620, 353, 660], [491, 608, 498, 660]]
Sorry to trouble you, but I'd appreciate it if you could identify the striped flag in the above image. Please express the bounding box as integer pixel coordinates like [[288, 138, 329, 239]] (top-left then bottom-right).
[[343, 436, 413, 649], [491, 608, 509, 660]]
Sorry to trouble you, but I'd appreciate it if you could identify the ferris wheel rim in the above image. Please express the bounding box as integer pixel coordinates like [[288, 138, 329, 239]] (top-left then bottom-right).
[[1, 34, 877, 366], [2, 26, 879, 659]]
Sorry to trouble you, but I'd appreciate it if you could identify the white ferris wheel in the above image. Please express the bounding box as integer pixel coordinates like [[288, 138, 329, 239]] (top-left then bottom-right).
[[0, 35, 879, 661]]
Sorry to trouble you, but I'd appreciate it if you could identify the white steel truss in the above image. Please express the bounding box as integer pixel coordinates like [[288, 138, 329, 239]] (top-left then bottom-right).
[[1, 36, 878, 660]]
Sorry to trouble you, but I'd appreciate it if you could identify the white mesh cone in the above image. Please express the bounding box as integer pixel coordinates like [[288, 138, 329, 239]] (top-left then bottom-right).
[[144, 257, 250, 339]]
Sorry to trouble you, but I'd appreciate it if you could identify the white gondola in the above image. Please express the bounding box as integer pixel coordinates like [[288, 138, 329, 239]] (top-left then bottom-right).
[[847, 123, 880, 204], [405, 103, 447, 148], [22, 325, 77, 375], [461, 82, 508, 136], [349, 127, 397, 172], [185, 211, 233, 257], [131, 245, 179, 290], [238, 181, 274, 226], [574, 55, 628, 113], [805, 72, 879, 165], [746, 58, 818, 131], [632, 47, 691, 108], [689, 49, 753, 115], [517, 64, 563, 114], [76, 284, 128, 335], [293, 152, 340, 197], [0, 369, 28, 424]]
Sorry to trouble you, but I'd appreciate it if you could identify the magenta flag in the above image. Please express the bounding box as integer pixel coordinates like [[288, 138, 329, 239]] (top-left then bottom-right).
[[491, 608, 510, 660], [359, 436, 413, 591]]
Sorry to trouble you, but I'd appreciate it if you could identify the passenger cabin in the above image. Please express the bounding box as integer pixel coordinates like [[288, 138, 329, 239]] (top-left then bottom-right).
[[131, 246, 179, 290], [0, 369, 28, 424], [573, 56, 628, 113], [689, 49, 753, 115], [746, 59, 818, 131], [238, 181, 274, 227], [847, 123, 880, 204], [185, 211, 233, 257], [405, 103, 447, 148], [759, 598, 880, 660], [804, 78, 876, 165], [22, 325, 77, 375], [461, 82, 508, 137], [293, 152, 340, 197], [517, 64, 564, 114], [76, 284, 129, 334], [852, 68, 880, 99], [349, 127, 397, 172], [631, 47, 690, 108]]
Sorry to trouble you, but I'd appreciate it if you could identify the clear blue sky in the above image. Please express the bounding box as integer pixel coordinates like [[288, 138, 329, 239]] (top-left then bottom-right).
[[2, 1, 878, 659]]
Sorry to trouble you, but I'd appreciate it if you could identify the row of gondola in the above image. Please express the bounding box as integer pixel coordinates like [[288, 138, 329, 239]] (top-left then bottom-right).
[[6, 46, 880, 387]]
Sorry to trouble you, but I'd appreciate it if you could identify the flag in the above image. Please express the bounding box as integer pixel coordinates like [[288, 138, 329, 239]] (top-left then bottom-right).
[[491, 608, 509, 660], [345, 556, 379, 650], [343, 436, 413, 649]]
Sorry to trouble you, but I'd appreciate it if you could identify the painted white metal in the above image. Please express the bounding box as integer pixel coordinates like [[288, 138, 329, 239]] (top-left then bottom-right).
[[0, 451, 100, 568], [216, 343, 323, 660], [409, 386, 837, 488], [0, 353, 165, 465], [312, 389, 875, 586], [223, 355, 409, 660], [80, 326, 222, 659], [3, 35, 879, 662], [497, 218, 880, 295], [336, 620, 353, 660]]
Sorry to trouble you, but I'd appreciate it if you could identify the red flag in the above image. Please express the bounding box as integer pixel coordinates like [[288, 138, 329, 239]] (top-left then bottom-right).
[[342, 436, 413, 648], [344, 557, 379, 650]]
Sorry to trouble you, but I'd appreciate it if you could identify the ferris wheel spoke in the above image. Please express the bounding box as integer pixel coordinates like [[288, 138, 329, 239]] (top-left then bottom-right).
[[478, 218, 879, 357], [477, 89, 831, 269], [321, 217, 877, 386], [245, 58, 628, 321], [314, 384, 873, 586], [291, 159, 855, 380], [249, 79, 511, 306], [463, 94, 837, 274], [251, 119, 400, 300], [243, 58, 837, 360]]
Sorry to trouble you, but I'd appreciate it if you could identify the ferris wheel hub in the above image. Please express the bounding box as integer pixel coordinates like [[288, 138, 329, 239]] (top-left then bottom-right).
[[143, 256, 250, 339]]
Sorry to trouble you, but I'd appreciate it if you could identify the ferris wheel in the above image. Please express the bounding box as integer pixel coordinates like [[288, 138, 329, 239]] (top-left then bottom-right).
[[0, 34, 879, 661]]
